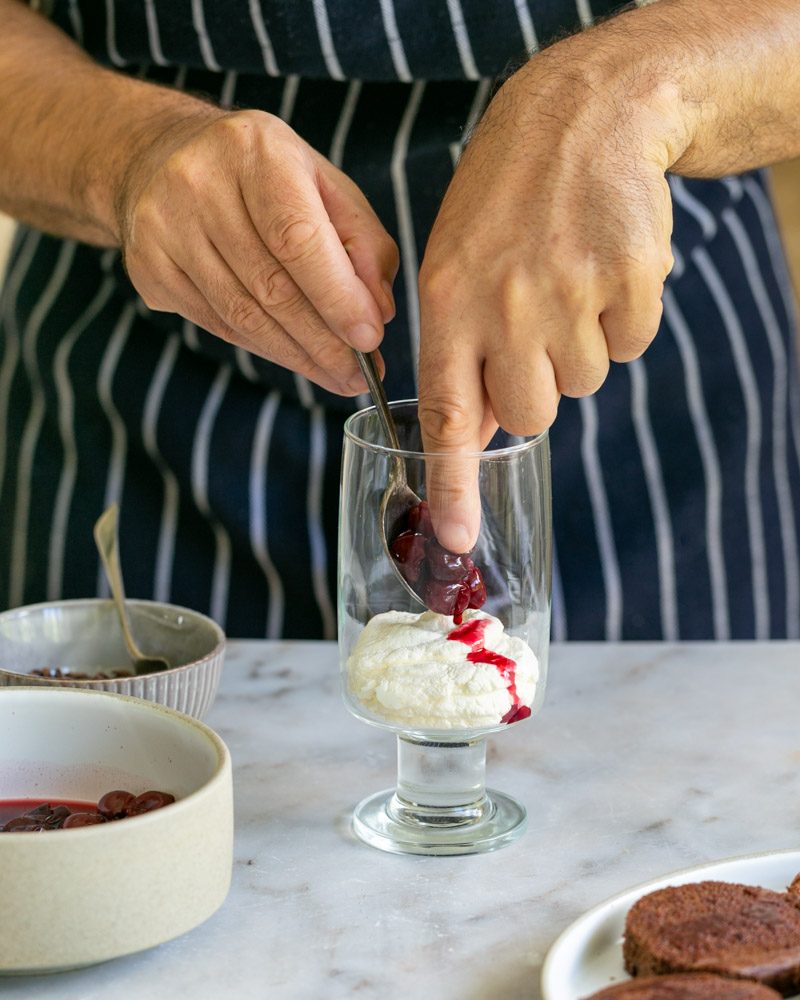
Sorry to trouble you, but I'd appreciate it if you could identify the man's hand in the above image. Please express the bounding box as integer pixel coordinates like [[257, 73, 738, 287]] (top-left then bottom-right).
[[118, 110, 397, 396], [0, 2, 398, 396], [418, 38, 677, 551], [418, 0, 800, 553]]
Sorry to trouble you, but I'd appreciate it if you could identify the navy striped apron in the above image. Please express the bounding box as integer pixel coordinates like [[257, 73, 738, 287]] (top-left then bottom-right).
[[1, 0, 799, 640]]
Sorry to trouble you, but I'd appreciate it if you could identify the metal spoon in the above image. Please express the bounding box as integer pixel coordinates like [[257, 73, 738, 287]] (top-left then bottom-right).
[[354, 350, 425, 607], [93, 504, 171, 674]]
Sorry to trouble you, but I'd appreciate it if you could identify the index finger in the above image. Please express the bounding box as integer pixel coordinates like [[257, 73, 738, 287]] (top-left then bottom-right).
[[243, 168, 385, 353], [418, 329, 486, 554]]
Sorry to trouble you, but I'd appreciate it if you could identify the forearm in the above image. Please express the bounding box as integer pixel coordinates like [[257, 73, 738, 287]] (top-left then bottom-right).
[[524, 0, 800, 178], [0, 0, 223, 245]]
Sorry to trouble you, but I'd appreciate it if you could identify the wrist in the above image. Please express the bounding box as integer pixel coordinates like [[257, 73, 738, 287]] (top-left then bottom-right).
[[518, 11, 699, 174], [78, 70, 225, 245]]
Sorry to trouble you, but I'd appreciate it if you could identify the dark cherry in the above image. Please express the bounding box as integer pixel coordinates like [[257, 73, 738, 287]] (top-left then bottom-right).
[[44, 805, 72, 829], [98, 790, 135, 820], [389, 530, 428, 584], [391, 498, 488, 619], [128, 791, 176, 815], [466, 564, 487, 609], [62, 812, 106, 828], [426, 542, 471, 583], [2, 816, 44, 832], [26, 802, 53, 819], [1, 789, 176, 832], [424, 579, 471, 620], [406, 501, 434, 537]]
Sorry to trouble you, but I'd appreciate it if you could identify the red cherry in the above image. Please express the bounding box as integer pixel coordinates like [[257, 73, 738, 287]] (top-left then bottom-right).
[[98, 790, 135, 820], [128, 791, 175, 815], [63, 812, 106, 828], [390, 530, 428, 584], [424, 579, 471, 619], [466, 564, 487, 609], [406, 501, 434, 537], [427, 542, 471, 582]]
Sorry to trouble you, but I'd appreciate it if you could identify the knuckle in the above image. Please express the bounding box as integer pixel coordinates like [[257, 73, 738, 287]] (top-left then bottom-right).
[[163, 151, 207, 194], [216, 109, 263, 145], [269, 213, 321, 264], [383, 236, 400, 276], [254, 264, 301, 312], [557, 360, 609, 398], [498, 266, 532, 317], [504, 412, 554, 437], [419, 264, 461, 315], [550, 271, 594, 315], [226, 293, 267, 335], [495, 386, 559, 436], [276, 336, 309, 371], [610, 327, 659, 362], [605, 303, 663, 362], [418, 396, 474, 447]]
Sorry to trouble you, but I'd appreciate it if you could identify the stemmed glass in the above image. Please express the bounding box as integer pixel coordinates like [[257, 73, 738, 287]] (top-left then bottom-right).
[[339, 400, 551, 856]]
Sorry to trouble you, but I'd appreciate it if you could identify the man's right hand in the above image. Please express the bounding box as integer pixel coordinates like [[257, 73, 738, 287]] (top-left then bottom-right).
[[117, 110, 399, 396]]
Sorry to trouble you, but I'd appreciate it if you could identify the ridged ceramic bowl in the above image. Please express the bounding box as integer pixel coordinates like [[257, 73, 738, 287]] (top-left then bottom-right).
[[0, 687, 233, 973], [0, 600, 225, 720]]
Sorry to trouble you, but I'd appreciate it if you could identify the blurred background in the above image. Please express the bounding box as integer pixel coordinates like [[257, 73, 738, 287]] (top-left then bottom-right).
[[1, 159, 799, 317]]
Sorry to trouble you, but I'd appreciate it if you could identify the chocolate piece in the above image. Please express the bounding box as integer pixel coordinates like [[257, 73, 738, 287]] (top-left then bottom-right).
[[584, 972, 781, 999], [624, 881, 800, 997]]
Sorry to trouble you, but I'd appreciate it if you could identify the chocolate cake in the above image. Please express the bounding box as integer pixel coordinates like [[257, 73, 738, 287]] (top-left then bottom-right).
[[584, 972, 782, 999], [623, 881, 800, 997]]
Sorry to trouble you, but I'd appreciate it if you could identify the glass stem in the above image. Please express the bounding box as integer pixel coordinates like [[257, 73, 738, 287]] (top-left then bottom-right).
[[388, 735, 495, 828]]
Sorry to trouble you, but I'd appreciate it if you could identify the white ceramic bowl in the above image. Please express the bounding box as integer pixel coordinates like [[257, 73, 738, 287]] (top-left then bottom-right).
[[0, 599, 225, 719], [0, 687, 233, 973]]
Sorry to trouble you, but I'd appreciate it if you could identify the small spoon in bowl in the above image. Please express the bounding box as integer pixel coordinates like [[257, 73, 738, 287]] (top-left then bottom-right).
[[93, 504, 171, 675], [353, 350, 425, 607]]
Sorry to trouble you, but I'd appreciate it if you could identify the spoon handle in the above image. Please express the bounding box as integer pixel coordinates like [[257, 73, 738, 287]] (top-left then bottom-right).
[[93, 504, 145, 661], [353, 350, 401, 451]]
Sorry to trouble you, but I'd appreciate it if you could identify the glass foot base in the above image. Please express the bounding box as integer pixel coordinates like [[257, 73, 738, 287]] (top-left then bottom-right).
[[352, 787, 527, 856]]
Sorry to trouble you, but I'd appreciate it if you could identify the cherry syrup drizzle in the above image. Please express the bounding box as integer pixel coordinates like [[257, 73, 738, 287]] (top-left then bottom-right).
[[447, 618, 532, 725]]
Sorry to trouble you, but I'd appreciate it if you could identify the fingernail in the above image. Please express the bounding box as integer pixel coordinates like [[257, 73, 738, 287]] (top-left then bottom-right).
[[381, 281, 396, 321], [349, 323, 380, 351], [438, 523, 472, 555]]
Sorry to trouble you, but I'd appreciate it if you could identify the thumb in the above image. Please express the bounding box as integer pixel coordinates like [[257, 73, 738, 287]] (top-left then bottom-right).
[[418, 350, 486, 554], [315, 156, 399, 323]]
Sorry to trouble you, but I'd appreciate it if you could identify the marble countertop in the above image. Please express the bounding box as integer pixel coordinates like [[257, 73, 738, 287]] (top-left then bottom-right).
[[6, 641, 800, 1000]]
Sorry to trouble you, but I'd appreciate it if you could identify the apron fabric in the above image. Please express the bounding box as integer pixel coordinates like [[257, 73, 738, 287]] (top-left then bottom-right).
[[1, 0, 799, 640]]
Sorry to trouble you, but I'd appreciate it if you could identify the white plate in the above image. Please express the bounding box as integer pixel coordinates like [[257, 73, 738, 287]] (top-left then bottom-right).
[[541, 848, 800, 1000]]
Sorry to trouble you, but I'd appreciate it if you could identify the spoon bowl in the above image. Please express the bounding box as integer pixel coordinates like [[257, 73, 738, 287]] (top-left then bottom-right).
[[93, 504, 171, 675], [354, 351, 425, 608]]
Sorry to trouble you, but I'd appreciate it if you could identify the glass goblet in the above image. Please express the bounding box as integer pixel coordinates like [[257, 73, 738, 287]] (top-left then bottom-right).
[[339, 400, 551, 856]]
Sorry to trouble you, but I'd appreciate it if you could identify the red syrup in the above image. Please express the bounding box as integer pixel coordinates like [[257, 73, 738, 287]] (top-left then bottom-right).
[[447, 619, 532, 725]]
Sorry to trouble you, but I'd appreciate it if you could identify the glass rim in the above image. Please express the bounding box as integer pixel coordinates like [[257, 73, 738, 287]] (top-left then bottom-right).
[[343, 399, 548, 459]]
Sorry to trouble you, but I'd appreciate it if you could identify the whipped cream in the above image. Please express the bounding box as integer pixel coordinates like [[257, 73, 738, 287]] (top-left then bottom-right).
[[347, 609, 538, 729]]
